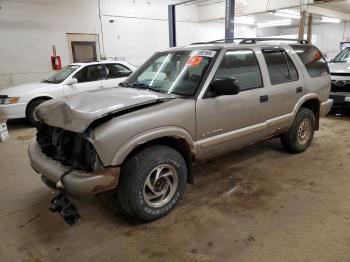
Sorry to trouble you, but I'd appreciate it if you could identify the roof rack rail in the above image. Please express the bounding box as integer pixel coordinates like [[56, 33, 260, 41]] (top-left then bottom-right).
[[239, 38, 309, 44], [190, 38, 309, 45]]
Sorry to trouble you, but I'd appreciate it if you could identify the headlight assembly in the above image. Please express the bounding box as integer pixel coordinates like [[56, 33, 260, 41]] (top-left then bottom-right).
[[0, 96, 20, 105]]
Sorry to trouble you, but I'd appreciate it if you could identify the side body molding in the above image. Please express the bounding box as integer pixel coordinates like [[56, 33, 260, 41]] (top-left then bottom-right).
[[110, 126, 196, 166]]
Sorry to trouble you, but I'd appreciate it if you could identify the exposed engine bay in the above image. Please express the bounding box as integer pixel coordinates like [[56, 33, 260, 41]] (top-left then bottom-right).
[[36, 123, 97, 172]]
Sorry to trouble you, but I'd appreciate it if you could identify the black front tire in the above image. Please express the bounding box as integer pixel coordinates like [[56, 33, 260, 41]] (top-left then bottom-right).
[[26, 99, 47, 126], [281, 108, 316, 154], [117, 145, 187, 221]]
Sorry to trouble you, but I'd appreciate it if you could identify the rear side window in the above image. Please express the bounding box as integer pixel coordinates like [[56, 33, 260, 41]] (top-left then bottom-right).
[[291, 45, 329, 78], [262, 49, 298, 85], [214, 49, 263, 91]]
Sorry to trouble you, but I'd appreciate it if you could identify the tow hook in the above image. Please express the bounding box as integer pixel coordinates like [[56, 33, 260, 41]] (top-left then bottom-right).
[[49, 192, 81, 226]]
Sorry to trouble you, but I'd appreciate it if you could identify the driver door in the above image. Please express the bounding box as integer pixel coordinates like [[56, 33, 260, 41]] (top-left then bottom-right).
[[64, 64, 103, 96], [196, 49, 271, 160]]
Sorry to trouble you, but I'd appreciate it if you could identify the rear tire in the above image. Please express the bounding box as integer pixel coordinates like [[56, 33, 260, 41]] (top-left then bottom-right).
[[281, 108, 315, 154], [26, 99, 47, 126], [117, 145, 187, 221]]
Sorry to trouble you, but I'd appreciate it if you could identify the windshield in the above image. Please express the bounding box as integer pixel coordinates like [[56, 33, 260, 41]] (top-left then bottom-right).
[[333, 47, 350, 63], [43, 65, 80, 84], [123, 50, 217, 96]]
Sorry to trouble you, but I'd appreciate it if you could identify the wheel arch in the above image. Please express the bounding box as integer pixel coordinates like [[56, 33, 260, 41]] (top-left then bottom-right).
[[110, 127, 196, 184], [25, 96, 53, 116], [293, 94, 321, 130]]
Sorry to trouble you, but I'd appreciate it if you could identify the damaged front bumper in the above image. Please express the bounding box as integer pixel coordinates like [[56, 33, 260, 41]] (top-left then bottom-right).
[[28, 138, 120, 200]]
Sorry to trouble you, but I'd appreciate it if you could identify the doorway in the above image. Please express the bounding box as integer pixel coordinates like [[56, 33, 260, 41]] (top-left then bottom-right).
[[66, 33, 101, 63], [71, 41, 97, 62]]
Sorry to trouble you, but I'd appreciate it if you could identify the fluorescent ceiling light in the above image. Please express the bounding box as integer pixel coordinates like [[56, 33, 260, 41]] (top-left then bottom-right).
[[321, 16, 341, 23], [234, 16, 255, 25], [274, 9, 300, 19], [257, 19, 292, 28]]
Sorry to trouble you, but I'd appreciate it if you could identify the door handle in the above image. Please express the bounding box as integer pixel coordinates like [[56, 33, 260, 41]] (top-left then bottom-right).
[[296, 86, 303, 93], [260, 95, 269, 103]]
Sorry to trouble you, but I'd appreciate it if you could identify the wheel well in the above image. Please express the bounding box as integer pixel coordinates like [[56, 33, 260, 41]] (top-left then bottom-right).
[[300, 99, 320, 130], [26, 97, 52, 116], [125, 136, 194, 184]]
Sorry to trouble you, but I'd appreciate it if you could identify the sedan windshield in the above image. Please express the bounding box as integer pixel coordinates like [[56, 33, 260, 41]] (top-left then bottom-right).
[[43, 65, 80, 84], [333, 47, 350, 63], [123, 50, 217, 96]]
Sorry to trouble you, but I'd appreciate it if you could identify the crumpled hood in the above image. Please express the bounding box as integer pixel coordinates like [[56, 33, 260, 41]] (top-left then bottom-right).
[[35, 87, 174, 133], [328, 62, 350, 73]]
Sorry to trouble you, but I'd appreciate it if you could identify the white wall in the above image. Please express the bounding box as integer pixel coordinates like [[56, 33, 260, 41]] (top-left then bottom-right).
[[0, 0, 258, 90], [0, 0, 101, 90], [102, 18, 256, 66]]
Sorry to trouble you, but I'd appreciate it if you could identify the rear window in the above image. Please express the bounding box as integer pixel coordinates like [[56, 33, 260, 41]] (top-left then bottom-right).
[[262, 49, 298, 85], [291, 45, 329, 78]]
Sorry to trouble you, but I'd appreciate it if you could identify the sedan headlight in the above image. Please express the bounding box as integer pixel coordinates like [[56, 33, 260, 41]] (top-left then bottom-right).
[[0, 96, 20, 105]]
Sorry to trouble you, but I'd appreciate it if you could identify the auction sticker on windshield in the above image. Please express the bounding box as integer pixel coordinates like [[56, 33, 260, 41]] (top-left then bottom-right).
[[190, 50, 217, 58]]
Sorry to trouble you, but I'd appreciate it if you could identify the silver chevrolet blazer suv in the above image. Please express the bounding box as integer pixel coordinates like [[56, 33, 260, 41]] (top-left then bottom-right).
[[28, 39, 333, 224]]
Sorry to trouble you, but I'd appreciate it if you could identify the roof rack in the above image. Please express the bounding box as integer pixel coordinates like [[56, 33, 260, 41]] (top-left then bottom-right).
[[190, 38, 309, 45]]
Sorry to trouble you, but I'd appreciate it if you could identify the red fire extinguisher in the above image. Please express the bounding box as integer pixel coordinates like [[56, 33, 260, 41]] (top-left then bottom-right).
[[51, 45, 62, 71]]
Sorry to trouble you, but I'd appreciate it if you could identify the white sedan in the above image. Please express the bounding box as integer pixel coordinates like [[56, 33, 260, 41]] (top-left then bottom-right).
[[0, 61, 136, 125]]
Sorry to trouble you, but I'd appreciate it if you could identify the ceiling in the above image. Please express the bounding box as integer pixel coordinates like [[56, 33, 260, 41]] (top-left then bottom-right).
[[174, 0, 350, 26], [313, 0, 350, 13]]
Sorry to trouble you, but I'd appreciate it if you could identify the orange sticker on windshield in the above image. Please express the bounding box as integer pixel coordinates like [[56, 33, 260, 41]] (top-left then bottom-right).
[[314, 51, 321, 61], [187, 56, 204, 67]]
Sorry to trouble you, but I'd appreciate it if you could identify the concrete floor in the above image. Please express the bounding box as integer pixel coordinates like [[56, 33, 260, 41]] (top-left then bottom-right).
[[0, 113, 350, 262]]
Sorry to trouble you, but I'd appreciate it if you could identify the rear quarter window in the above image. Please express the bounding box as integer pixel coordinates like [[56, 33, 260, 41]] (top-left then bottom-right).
[[262, 49, 299, 85], [291, 45, 329, 78]]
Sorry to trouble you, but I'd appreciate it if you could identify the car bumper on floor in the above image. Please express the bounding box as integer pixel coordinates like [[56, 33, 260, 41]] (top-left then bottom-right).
[[28, 139, 120, 200], [320, 99, 334, 117], [329, 92, 350, 108], [0, 103, 27, 120]]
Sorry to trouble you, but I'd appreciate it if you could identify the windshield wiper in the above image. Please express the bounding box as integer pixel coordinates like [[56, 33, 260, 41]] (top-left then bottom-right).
[[42, 79, 56, 84], [119, 82, 133, 87], [120, 82, 166, 94], [131, 83, 166, 94], [132, 83, 150, 88]]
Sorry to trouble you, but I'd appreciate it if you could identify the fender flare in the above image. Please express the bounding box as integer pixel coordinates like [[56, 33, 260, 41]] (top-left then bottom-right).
[[292, 93, 321, 115], [110, 126, 196, 166]]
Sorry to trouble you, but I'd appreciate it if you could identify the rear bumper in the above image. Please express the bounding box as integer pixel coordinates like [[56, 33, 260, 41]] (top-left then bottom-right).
[[320, 99, 334, 117], [0, 103, 26, 120], [28, 138, 120, 200]]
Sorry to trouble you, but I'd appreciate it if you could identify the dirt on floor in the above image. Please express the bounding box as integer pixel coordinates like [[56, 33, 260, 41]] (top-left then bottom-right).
[[0, 112, 350, 262]]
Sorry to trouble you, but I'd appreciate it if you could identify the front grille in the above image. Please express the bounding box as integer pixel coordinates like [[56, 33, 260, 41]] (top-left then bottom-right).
[[331, 82, 350, 93], [36, 124, 96, 172]]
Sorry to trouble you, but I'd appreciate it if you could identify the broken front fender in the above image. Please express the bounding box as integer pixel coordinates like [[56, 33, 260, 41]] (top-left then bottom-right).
[[28, 139, 120, 200]]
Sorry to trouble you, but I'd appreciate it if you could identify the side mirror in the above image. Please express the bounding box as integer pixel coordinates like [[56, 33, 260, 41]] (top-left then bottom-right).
[[208, 77, 240, 97], [66, 78, 78, 85]]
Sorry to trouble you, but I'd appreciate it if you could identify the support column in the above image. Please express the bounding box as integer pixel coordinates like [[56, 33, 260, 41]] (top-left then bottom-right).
[[298, 10, 307, 41], [225, 0, 235, 42], [168, 5, 176, 47], [307, 13, 313, 43]]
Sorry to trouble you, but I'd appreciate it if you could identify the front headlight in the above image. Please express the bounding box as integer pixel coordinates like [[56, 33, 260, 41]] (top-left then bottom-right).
[[0, 96, 20, 105]]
